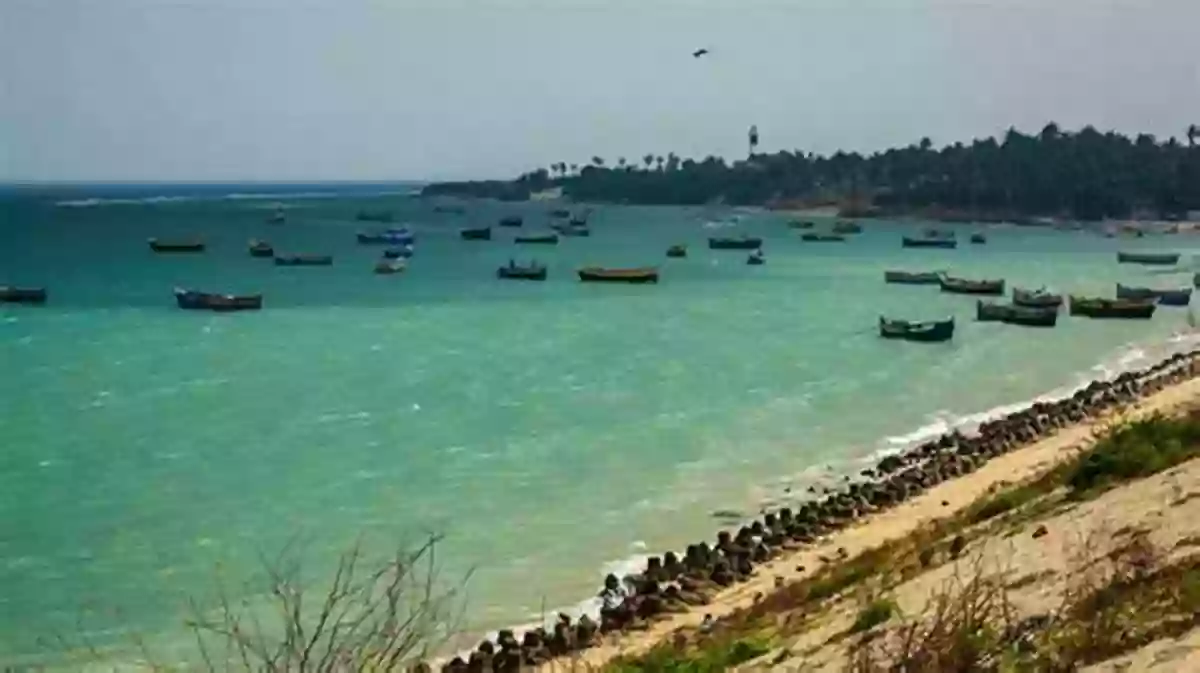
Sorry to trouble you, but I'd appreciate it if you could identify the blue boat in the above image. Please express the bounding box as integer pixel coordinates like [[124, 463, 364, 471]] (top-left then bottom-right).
[[357, 227, 415, 245]]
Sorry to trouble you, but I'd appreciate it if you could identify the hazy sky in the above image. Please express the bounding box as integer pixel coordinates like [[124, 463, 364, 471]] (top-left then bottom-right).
[[2, 0, 1198, 182]]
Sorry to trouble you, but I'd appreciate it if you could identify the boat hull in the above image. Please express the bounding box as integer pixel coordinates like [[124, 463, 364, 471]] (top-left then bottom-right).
[[902, 237, 957, 249], [709, 237, 762, 250], [884, 271, 943, 285], [938, 276, 1005, 296], [976, 301, 1058, 327], [577, 268, 659, 284], [0, 286, 47, 304], [274, 255, 333, 266], [174, 289, 262, 312], [1117, 252, 1179, 265], [1069, 296, 1156, 319], [878, 317, 955, 342]]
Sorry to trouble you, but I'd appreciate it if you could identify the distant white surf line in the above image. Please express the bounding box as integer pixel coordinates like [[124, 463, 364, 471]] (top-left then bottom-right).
[[55, 188, 418, 208]]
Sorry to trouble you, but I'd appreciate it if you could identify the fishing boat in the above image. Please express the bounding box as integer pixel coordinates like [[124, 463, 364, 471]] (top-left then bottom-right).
[[969, 233, 987, 244], [274, 254, 333, 266], [666, 244, 687, 258], [460, 226, 492, 241], [832, 221, 863, 234], [174, 287, 262, 312], [709, 236, 763, 250], [148, 238, 205, 253], [1116, 284, 1193, 306], [499, 215, 524, 227], [514, 233, 559, 245], [1068, 296, 1156, 319], [976, 301, 1058, 327], [801, 233, 846, 242], [902, 237, 957, 249], [1117, 251, 1179, 265], [357, 227, 415, 245], [878, 316, 955, 342], [0, 286, 47, 304], [747, 249, 765, 265], [884, 270, 943, 285], [383, 246, 415, 259], [248, 239, 274, 258], [1012, 287, 1063, 308], [577, 267, 659, 284], [356, 210, 395, 223], [787, 220, 815, 229], [268, 206, 286, 224], [938, 274, 1005, 296], [497, 260, 548, 281], [374, 259, 407, 275]]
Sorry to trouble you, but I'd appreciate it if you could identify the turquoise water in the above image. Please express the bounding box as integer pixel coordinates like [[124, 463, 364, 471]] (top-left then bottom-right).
[[2, 188, 1198, 665]]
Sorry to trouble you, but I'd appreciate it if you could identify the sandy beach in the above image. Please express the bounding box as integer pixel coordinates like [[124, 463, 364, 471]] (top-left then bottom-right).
[[532, 359, 1200, 671]]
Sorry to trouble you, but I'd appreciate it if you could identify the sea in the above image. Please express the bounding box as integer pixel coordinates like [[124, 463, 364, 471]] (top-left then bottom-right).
[[2, 182, 1199, 667]]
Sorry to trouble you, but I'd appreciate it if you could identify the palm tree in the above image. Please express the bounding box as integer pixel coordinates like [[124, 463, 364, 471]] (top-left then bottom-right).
[[655, 155, 665, 171], [570, 163, 579, 176], [618, 157, 627, 169], [666, 152, 680, 172], [919, 137, 932, 152], [643, 154, 654, 170], [591, 156, 604, 167], [1187, 125, 1197, 148]]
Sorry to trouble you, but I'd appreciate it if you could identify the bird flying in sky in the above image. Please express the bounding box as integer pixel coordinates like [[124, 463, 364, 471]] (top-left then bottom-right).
[[692, 48, 709, 58]]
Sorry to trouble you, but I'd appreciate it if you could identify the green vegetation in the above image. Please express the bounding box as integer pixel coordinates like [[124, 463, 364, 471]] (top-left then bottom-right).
[[425, 123, 1200, 220], [849, 598, 899, 634], [608, 636, 771, 673], [1066, 412, 1200, 495]]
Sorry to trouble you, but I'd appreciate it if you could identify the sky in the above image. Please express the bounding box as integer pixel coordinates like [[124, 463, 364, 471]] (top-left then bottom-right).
[[1, 0, 1198, 182]]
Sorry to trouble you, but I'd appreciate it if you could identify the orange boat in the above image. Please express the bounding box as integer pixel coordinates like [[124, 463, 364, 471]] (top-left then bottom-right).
[[577, 267, 659, 284]]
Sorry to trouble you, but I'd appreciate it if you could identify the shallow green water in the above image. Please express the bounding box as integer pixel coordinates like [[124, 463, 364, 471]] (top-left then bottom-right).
[[2, 189, 1197, 664]]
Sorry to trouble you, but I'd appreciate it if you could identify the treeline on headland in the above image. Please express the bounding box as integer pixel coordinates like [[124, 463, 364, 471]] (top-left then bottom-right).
[[423, 123, 1200, 221]]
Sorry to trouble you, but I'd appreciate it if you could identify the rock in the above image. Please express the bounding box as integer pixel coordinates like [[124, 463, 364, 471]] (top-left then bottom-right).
[[1032, 524, 1049, 539]]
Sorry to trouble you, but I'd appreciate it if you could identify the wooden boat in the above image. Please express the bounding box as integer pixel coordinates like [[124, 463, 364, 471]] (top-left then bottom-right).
[[878, 316, 955, 342], [357, 228, 415, 245], [666, 244, 687, 258], [578, 267, 659, 284], [902, 237, 957, 249], [709, 236, 763, 250], [832, 221, 863, 234], [1069, 296, 1156, 319], [970, 233, 987, 244], [497, 261, 548, 281], [374, 259, 407, 275], [174, 287, 262, 312], [148, 238, 205, 253], [248, 239, 274, 258], [1117, 251, 1179, 265], [787, 220, 814, 229], [747, 250, 765, 265], [356, 210, 394, 223], [499, 215, 524, 227], [460, 226, 492, 241], [884, 270, 943, 285], [801, 233, 846, 242], [1116, 284, 1192, 306], [1012, 287, 1063, 308], [383, 246, 414, 259], [274, 254, 333, 266], [976, 301, 1058, 327], [0, 286, 47, 304], [514, 233, 559, 245], [938, 274, 1005, 296]]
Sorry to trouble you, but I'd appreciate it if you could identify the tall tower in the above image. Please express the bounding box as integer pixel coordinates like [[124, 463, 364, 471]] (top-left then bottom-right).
[[748, 125, 759, 158]]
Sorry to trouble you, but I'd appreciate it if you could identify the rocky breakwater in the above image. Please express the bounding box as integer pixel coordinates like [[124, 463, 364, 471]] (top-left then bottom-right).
[[425, 350, 1200, 673]]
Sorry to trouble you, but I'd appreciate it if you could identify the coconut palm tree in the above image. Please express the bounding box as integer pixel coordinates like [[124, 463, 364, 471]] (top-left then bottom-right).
[[591, 156, 604, 168], [618, 157, 627, 169], [1188, 124, 1197, 148], [655, 155, 665, 171], [643, 154, 654, 170]]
